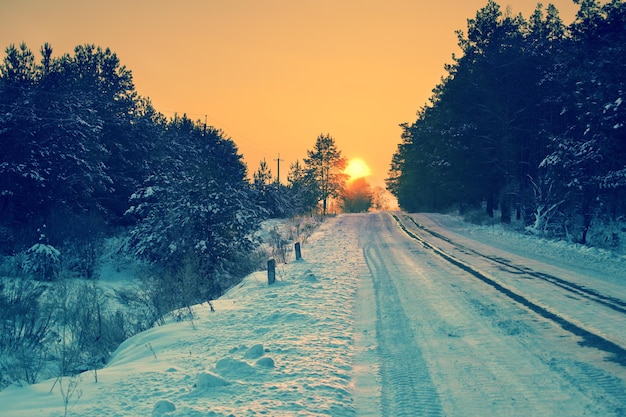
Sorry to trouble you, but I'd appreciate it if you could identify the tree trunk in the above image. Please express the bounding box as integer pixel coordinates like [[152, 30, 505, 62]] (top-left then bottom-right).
[[486, 194, 494, 218], [501, 195, 511, 224], [580, 191, 592, 245]]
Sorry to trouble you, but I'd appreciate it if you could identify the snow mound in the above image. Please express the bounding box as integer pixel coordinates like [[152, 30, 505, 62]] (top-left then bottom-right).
[[301, 269, 318, 282], [243, 343, 265, 359], [215, 357, 255, 377], [196, 371, 228, 389], [255, 357, 275, 368], [152, 399, 175, 416]]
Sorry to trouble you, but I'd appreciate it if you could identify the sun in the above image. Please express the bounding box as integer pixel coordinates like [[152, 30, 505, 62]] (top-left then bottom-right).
[[344, 158, 371, 180]]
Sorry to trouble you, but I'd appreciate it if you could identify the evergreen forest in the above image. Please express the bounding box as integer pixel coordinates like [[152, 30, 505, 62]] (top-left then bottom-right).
[[0, 42, 354, 387], [0, 43, 270, 293], [0, 41, 354, 295], [387, 0, 626, 246]]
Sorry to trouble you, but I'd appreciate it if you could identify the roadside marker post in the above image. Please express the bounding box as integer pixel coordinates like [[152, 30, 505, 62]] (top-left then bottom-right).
[[295, 242, 302, 261], [268, 259, 276, 285]]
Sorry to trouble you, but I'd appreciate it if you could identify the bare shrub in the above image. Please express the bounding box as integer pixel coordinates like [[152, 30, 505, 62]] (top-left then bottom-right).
[[0, 277, 53, 387], [49, 280, 130, 383], [289, 216, 303, 241], [268, 226, 291, 264], [115, 280, 163, 332], [62, 374, 83, 416], [54, 373, 82, 417], [289, 215, 320, 245], [0, 252, 27, 278], [63, 240, 103, 280], [300, 220, 317, 244], [587, 218, 626, 253], [115, 257, 203, 328]]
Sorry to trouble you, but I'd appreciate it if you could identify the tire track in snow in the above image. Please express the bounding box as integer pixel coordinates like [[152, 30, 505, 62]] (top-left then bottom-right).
[[405, 215, 626, 315], [391, 213, 626, 367], [362, 217, 444, 417], [358, 212, 626, 415]]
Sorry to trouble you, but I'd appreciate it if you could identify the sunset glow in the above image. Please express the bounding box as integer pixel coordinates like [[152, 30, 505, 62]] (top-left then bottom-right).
[[0, 1, 580, 187], [345, 158, 371, 180]]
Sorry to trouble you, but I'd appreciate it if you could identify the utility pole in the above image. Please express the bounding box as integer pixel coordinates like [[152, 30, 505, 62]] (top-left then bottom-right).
[[274, 153, 283, 185]]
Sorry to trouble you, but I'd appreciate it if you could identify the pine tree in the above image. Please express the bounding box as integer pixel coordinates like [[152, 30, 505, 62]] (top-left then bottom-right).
[[253, 159, 273, 189], [303, 134, 348, 215], [126, 116, 262, 297], [286, 160, 317, 214]]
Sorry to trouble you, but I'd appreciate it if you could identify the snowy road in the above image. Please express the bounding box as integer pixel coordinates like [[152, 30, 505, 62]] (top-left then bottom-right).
[[3, 212, 626, 416], [358, 212, 626, 416]]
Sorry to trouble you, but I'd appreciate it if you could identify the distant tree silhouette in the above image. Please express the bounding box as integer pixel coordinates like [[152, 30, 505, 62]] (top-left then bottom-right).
[[341, 178, 373, 213], [253, 159, 272, 189], [286, 159, 318, 214], [303, 134, 348, 215]]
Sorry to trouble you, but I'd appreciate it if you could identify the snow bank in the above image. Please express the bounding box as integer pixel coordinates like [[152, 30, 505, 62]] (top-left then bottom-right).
[[426, 213, 626, 283], [0, 214, 367, 417]]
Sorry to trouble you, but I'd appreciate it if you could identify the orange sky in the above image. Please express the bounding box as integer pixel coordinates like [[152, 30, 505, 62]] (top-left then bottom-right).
[[1, 0, 581, 187]]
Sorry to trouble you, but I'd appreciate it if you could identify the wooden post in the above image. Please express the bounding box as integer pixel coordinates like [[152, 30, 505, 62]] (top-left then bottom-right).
[[294, 242, 302, 261], [267, 259, 276, 285]]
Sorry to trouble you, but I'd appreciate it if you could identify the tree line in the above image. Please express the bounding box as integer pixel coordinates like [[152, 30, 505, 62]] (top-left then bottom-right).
[[251, 133, 381, 217], [0, 43, 266, 296], [387, 0, 626, 245], [0, 42, 376, 388], [0, 42, 375, 288]]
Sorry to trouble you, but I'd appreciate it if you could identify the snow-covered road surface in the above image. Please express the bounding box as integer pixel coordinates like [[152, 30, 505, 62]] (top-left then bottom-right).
[[1, 212, 625, 416], [358, 212, 626, 416]]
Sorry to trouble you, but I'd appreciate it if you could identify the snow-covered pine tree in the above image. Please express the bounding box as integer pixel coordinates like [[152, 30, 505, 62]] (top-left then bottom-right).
[[126, 116, 263, 299]]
